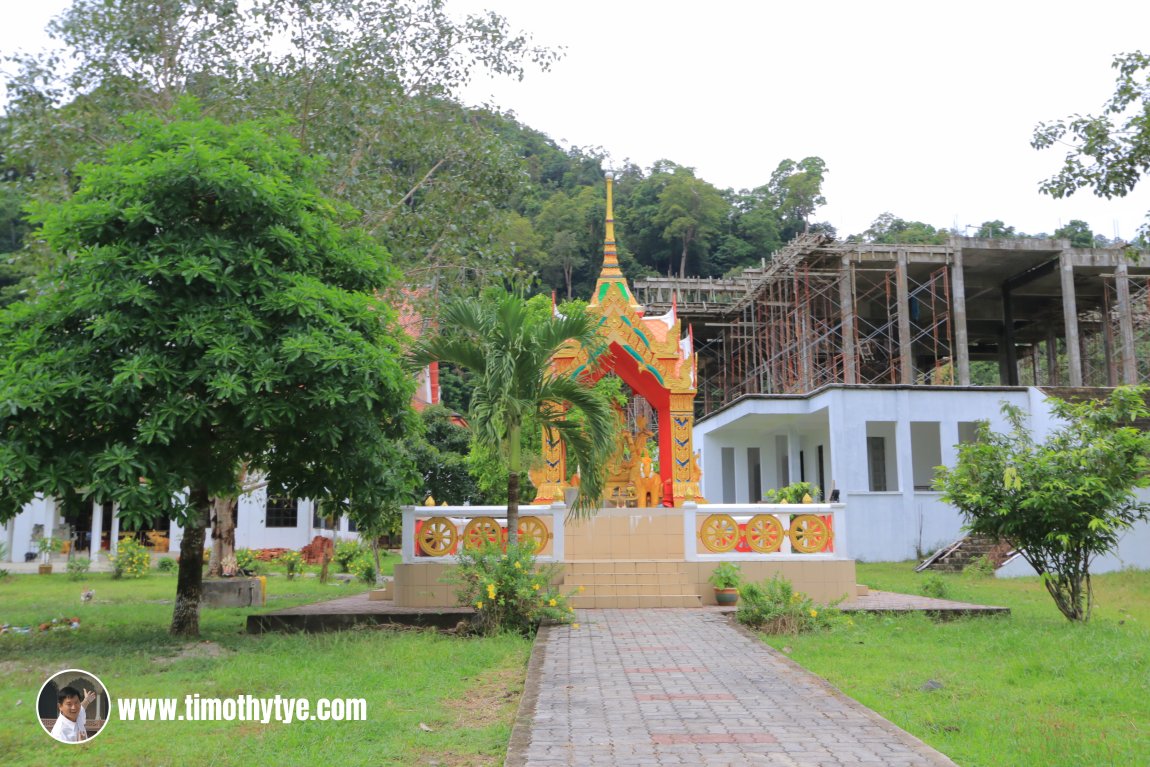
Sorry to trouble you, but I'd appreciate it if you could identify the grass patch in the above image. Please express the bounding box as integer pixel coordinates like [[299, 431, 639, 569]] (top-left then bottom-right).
[[0, 568, 528, 766], [760, 563, 1150, 767]]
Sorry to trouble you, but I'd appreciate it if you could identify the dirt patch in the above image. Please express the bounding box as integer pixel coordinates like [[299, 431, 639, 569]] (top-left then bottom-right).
[[152, 640, 229, 666], [442, 662, 524, 729]]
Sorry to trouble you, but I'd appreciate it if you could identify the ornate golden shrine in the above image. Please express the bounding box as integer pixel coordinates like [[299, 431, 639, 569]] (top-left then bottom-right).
[[532, 173, 702, 507]]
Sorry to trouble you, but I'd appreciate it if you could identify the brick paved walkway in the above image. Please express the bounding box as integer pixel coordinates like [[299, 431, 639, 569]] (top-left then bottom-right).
[[506, 609, 957, 767]]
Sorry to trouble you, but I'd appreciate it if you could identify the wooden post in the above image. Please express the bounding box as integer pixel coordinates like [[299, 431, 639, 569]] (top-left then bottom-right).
[[1060, 251, 1083, 386], [951, 249, 971, 386], [896, 250, 913, 384], [840, 256, 858, 384], [1115, 262, 1138, 385]]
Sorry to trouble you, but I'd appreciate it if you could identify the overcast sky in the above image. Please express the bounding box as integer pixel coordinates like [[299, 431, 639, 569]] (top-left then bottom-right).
[[4, 0, 1148, 240]]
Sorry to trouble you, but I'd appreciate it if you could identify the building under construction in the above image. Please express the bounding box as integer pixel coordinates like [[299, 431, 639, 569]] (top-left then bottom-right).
[[635, 234, 1150, 418]]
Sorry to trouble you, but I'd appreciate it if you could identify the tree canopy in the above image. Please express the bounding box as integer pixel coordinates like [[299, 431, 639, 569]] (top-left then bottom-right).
[[0, 108, 417, 634], [1032, 51, 1150, 243]]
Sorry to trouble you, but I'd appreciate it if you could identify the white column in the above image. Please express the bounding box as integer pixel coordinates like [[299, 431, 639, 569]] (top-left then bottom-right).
[[90, 501, 103, 563], [109, 505, 120, 557], [939, 420, 961, 471], [787, 429, 802, 485]]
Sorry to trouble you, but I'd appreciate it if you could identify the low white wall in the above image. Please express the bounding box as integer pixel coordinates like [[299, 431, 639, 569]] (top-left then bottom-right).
[[842, 491, 964, 562]]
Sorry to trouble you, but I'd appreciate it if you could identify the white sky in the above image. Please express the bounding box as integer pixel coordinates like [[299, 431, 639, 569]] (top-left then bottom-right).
[[4, 0, 1149, 240]]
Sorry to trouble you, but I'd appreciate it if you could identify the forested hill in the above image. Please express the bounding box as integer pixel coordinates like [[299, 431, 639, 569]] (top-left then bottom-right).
[[0, 0, 1118, 307]]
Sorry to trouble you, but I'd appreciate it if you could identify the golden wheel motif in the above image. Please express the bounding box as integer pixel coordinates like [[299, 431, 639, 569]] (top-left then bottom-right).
[[463, 516, 502, 549], [788, 514, 831, 553], [746, 514, 784, 553], [517, 516, 549, 552], [700, 514, 741, 553], [418, 516, 457, 556]]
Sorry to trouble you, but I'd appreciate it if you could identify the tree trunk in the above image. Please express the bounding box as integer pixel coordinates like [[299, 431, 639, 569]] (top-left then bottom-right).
[[171, 485, 210, 637], [506, 424, 521, 546], [678, 231, 695, 279], [207, 496, 236, 577], [564, 265, 573, 300]]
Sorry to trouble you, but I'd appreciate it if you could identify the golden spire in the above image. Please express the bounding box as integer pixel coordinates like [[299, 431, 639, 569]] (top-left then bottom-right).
[[600, 171, 623, 278], [590, 171, 641, 310]]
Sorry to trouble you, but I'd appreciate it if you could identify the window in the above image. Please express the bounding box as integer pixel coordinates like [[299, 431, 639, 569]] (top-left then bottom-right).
[[867, 437, 887, 492], [866, 421, 898, 491], [910, 422, 942, 490], [746, 447, 762, 502], [721, 447, 735, 503], [265, 497, 298, 528], [958, 421, 980, 444]]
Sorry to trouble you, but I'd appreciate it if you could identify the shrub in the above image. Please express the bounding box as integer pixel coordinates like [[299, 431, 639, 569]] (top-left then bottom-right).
[[963, 555, 995, 579], [334, 540, 364, 573], [348, 553, 376, 584], [156, 557, 177, 573], [235, 548, 262, 575], [0, 542, 8, 578], [736, 574, 837, 634], [448, 541, 572, 636], [763, 481, 821, 504], [110, 538, 150, 579], [279, 550, 304, 580], [66, 557, 91, 581], [919, 574, 952, 599]]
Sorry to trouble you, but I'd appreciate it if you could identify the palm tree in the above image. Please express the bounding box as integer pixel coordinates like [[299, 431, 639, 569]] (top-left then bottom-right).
[[409, 291, 615, 544]]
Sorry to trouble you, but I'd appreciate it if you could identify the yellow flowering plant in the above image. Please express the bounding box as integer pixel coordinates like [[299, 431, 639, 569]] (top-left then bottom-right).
[[447, 540, 575, 636], [734, 573, 842, 635]]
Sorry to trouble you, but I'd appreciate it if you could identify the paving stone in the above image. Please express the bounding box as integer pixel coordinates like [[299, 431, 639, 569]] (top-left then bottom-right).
[[505, 608, 958, 767]]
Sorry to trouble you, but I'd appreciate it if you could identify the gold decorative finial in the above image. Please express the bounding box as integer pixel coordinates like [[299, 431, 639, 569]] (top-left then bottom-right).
[[589, 170, 641, 310]]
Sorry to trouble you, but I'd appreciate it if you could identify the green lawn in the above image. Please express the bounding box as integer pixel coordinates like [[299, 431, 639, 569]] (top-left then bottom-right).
[[0, 567, 529, 767], [761, 563, 1150, 767]]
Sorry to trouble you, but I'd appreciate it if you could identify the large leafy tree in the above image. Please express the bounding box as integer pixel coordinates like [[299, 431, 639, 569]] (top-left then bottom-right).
[[768, 156, 829, 242], [0, 109, 416, 636], [654, 167, 728, 278], [1032, 51, 1150, 242], [935, 388, 1150, 622], [856, 212, 950, 245], [409, 290, 615, 543]]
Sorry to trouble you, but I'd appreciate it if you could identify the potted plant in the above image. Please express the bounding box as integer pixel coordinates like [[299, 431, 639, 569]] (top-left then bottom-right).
[[709, 562, 742, 606], [37, 536, 62, 575]]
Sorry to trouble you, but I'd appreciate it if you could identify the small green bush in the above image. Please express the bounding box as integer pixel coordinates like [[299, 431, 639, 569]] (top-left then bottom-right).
[[448, 541, 572, 636], [67, 557, 91, 581], [963, 555, 995, 579], [235, 548, 261, 575], [279, 550, 304, 580], [348, 553, 376, 584], [763, 481, 821, 503], [0, 542, 8, 578], [156, 557, 177, 573], [919, 574, 952, 599], [736, 574, 837, 634], [110, 538, 150, 579], [334, 540, 364, 573]]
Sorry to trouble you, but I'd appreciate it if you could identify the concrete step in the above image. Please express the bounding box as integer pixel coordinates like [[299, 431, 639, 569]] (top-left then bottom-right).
[[571, 593, 702, 609]]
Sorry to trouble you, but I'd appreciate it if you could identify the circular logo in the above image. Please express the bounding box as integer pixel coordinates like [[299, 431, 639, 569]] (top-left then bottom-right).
[[37, 669, 111, 744]]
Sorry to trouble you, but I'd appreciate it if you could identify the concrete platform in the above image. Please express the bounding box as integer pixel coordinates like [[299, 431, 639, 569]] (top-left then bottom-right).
[[246, 593, 472, 634], [838, 589, 1009, 617]]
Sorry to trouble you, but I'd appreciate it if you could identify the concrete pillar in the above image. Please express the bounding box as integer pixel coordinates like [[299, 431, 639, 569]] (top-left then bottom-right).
[[896, 251, 914, 384], [1001, 285, 1018, 385], [787, 428, 802, 485], [1045, 323, 1060, 385], [951, 249, 971, 386], [840, 256, 858, 384], [90, 501, 103, 563], [1115, 262, 1138, 384], [1060, 252, 1083, 386]]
